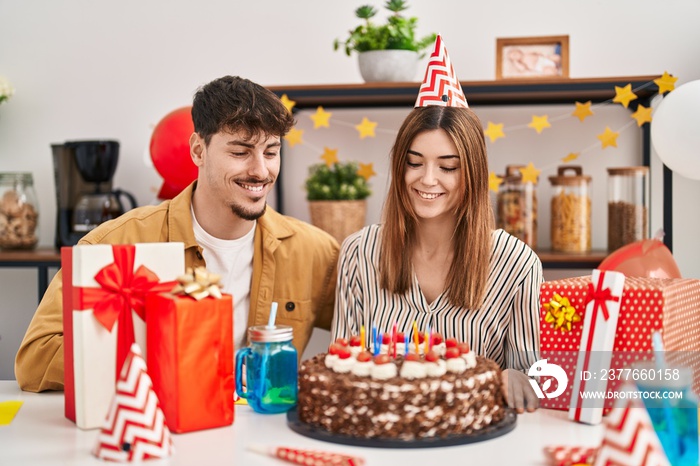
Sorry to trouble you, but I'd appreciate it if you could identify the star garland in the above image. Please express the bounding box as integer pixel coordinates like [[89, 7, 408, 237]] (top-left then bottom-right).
[[278, 72, 678, 194]]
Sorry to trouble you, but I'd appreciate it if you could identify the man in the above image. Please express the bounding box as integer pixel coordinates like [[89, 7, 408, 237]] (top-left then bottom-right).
[[15, 76, 339, 392]]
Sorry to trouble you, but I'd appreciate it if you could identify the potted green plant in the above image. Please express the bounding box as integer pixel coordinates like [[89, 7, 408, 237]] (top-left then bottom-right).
[[333, 0, 436, 82], [305, 162, 372, 244]]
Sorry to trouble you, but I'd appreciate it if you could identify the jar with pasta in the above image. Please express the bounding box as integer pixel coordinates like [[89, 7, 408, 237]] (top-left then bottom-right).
[[0, 172, 39, 250], [497, 165, 537, 249], [548, 165, 591, 253], [607, 167, 649, 251]]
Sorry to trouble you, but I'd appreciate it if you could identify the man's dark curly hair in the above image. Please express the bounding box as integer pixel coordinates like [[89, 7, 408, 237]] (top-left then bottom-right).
[[191, 76, 295, 145]]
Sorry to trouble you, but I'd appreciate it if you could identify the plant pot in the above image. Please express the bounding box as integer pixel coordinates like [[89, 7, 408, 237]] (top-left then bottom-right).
[[357, 50, 419, 83], [308, 200, 367, 244]]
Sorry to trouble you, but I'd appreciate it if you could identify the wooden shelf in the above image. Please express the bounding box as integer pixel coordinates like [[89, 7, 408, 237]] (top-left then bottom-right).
[[267, 75, 661, 108], [0, 247, 61, 264], [535, 249, 608, 270]]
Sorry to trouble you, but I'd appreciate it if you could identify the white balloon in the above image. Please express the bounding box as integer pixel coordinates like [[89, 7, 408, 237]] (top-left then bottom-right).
[[651, 80, 700, 180]]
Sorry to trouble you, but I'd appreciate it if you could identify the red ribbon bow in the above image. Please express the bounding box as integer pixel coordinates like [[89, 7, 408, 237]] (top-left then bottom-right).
[[585, 275, 620, 321], [76, 245, 175, 376]]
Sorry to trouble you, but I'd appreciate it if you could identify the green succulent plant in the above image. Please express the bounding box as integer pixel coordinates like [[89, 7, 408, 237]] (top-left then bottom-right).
[[333, 0, 436, 57], [305, 162, 372, 201]]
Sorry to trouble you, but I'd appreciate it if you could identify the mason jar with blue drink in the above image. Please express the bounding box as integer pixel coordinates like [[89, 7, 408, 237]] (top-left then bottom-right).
[[634, 361, 698, 466], [235, 325, 298, 414]]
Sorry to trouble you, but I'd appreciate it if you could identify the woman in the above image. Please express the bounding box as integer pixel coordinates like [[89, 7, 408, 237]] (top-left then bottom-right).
[[330, 105, 542, 412]]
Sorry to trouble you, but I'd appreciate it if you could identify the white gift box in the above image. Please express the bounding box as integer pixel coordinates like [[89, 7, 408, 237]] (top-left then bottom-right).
[[61, 243, 184, 429], [568, 269, 626, 425]]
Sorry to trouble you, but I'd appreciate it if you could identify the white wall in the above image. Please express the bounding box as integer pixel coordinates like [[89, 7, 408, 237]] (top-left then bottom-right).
[[2, 0, 700, 379]]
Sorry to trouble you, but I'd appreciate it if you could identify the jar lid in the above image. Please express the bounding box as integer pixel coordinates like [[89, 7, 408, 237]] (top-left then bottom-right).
[[500, 164, 537, 184], [548, 165, 591, 186], [607, 166, 649, 175], [248, 325, 293, 343], [0, 172, 33, 183]]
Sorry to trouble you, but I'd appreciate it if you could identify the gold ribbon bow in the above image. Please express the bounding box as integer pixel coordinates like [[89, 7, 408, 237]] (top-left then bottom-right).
[[171, 267, 223, 300], [544, 293, 581, 333]]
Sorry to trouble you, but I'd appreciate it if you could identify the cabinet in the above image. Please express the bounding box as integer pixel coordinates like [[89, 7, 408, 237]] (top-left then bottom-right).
[[268, 75, 668, 269]]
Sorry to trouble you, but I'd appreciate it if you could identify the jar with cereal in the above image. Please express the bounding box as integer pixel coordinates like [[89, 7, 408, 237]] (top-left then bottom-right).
[[497, 165, 537, 249], [548, 165, 591, 253], [0, 172, 39, 250], [607, 167, 649, 251]]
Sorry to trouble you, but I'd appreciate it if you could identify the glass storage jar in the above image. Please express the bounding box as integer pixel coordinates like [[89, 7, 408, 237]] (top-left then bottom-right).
[[548, 165, 592, 253], [607, 166, 649, 251], [497, 165, 538, 249], [0, 172, 39, 250]]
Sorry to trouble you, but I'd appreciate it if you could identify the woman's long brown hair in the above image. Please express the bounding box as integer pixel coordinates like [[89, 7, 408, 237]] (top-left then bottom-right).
[[379, 106, 494, 309]]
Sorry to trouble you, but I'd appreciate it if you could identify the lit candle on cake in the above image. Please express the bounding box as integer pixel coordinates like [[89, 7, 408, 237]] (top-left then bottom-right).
[[412, 321, 419, 354], [360, 325, 365, 352], [372, 326, 377, 355], [392, 322, 397, 359], [424, 324, 430, 354]]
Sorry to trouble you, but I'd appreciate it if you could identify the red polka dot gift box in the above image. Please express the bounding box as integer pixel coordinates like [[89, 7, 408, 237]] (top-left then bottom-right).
[[538, 273, 700, 413]]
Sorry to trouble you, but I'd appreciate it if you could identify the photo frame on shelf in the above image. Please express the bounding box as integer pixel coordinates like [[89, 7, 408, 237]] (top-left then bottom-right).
[[496, 35, 569, 80]]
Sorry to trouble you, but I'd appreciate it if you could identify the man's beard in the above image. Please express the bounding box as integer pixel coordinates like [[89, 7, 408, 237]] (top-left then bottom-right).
[[228, 176, 272, 220], [230, 202, 266, 221]]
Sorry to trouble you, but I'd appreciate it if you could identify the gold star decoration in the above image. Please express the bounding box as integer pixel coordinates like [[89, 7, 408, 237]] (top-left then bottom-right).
[[355, 117, 378, 139], [613, 84, 638, 108], [562, 153, 579, 163], [279, 94, 296, 113], [310, 106, 332, 129], [519, 162, 541, 184], [484, 122, 505, 143], [488, 172, 503, 193], [572, 101, 594, 122], [357, 163, 376, 180], [283, 127, 304, 147], [654, 71, 678, 94], [597, 127, 619, 149], [320, 147, 339, 166], [528, 115, 551, 134], [631, 105, 653, 127]]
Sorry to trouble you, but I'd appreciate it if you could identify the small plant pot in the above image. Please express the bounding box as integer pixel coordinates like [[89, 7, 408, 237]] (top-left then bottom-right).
[[357, 50, 419, 82], [308, 200, 367, 244]]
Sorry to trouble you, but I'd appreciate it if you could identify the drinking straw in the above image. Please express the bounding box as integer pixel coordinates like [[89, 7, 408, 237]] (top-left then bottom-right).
[[260, 301, 278, 406], [267, 302, 278, 328], [651, 331, 677, 438]]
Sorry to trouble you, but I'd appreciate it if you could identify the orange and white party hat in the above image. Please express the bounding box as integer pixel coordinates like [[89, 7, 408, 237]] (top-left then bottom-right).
[[414, 35, 468, 108], [593, 384, 670, 466], [93, 343, 173, 462]]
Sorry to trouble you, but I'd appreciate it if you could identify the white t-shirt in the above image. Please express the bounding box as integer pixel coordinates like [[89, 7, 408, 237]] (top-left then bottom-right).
[[191, 208, 255, 352]]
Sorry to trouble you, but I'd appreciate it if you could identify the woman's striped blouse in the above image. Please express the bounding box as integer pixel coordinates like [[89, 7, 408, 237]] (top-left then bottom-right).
[[330, 224, 543, 372]]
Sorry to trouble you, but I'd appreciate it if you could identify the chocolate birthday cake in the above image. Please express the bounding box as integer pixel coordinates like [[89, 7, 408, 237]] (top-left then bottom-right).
[[297, 335, 508, 440]]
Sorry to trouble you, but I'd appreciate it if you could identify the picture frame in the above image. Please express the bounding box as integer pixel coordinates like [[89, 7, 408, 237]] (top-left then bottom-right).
[[496, 35, 569, 80]]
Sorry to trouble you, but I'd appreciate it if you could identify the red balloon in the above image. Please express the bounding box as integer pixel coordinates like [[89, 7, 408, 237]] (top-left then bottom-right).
[[149, 106, 197, 199], [598, 239, 682, 279]]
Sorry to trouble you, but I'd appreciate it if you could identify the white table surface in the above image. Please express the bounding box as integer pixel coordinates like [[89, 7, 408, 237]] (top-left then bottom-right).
[[0, 380, 603, 466]]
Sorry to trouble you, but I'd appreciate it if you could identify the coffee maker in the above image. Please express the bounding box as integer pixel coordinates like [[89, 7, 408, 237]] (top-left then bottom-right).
[[52, 140, 137, 248]]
